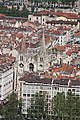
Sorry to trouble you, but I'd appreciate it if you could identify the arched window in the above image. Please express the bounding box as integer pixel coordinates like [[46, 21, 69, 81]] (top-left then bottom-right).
[[29, 63, 34, 71]]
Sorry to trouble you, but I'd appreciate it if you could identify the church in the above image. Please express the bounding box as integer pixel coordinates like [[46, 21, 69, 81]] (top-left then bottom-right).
[[16, 27, 50, 77]]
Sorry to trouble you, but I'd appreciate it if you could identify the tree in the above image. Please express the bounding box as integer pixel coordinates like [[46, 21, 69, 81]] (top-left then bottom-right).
[[0, 104, 4, 117], [0, 5, 29, 18], [65, 91, 80, 120], [27, 91, 50, 120], [3, 92, 24, 120], [51, 92, 66, 120], [51, 91, 80, 120]]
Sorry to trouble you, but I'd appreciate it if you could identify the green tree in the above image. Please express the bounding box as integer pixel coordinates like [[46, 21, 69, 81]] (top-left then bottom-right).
[[65, 91, 80, 120], [27, 91, 50, 120], [0, 104, 4, 117], [52, 91, 80, 120], [51, 92, 66, 120], [3, 92, 24, 120], [0, 5, 29, 18]]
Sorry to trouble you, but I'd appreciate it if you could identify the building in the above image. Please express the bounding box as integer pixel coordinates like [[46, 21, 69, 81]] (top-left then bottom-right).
[[74, 31, 80, 44], [28, 11, 80, 29], [18, 72, 53, 116], [18, 72, 80, 116], [17, 27, 50, 78], [52, 30, 67, 46], [0, 63, 13, 104]]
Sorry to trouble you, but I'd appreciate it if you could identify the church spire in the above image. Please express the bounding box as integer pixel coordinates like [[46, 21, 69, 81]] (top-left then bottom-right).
[[41, 26, 46, 55], [20, 34, 26, 53]]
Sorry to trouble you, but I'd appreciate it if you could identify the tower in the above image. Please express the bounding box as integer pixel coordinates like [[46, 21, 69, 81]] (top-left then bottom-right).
[[41, 26, 46, 56], [17, 35, 27, 76], [38, 25, 49, 72]]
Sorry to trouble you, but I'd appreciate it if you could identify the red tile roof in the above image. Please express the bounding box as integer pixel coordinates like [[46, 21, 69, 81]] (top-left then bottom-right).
[[15, 33, 23, 39], [0, 14, 5, 17], [53, 64, 74, 73], [36, 11, 80, 19], [53, 45, 65, 51], [66, 50, 72, 56], [52, 30, 66, 35], [58, 26, 71, 31], [74, 31, 80, 38]]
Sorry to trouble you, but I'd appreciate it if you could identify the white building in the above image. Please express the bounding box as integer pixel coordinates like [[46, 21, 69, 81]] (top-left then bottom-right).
[[18, 72, 80, 116], [52, 30, 67, 46], [17, 28, 50, 78], [0, 63, 13, 103], [74, 31, 80, 44], [28, 11, 80, 29]]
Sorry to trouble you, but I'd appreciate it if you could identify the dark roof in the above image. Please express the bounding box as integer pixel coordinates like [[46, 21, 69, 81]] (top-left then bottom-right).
[[53, 79, 68, 85], [46, 20, 78, 25], [19, 73, 52, 84], [19, 73, 80, 86], [53, 79, 80, 86]]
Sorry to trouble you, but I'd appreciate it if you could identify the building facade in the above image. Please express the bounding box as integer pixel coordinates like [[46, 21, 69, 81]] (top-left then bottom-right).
[[0, 63, 13, 103], [18, 72, 80, 116]]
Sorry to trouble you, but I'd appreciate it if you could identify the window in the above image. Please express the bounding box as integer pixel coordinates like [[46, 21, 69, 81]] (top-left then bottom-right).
[[31, 90, 34, 93], [76, 89, 79, 92], [27, 89, 30, 93], [76, 94, 79, 97], [43, 19, 44, 21], [36, 17, 38, 20], [31, 94, 34, 97], [20, 56, 23, 61], [20, 83, 22, 87], [72, 89, 75, 92], [68, 89, 71, 92], [23, 94, 26, 96], [27, 94, 30, 97], [55, 87, 57, 90], [40, 57, 43, 62]]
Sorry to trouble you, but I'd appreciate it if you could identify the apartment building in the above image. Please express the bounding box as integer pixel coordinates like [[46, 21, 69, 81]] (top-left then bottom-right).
[[52, 30, 67, 46], [28, 11, 80, 29], [0, 63, 13, 104], [18, 72, 80, 116], [74, 31, 80, 44]]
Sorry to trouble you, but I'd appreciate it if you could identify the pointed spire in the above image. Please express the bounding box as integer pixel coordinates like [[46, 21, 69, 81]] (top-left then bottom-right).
[[20, 34, 26, 53], [41, 26, 46, 55]]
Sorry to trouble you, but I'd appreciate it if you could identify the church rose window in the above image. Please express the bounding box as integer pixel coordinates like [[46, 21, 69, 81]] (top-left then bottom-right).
[[19, 63, 24, 68]]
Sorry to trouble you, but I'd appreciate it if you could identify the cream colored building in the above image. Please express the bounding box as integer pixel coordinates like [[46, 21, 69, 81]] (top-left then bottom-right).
[[28, 11, 80, 29]]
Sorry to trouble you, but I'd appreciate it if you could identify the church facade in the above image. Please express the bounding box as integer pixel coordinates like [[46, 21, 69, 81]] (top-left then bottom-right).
[[17, 28, 50, 77]]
